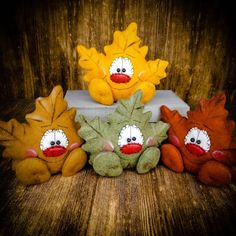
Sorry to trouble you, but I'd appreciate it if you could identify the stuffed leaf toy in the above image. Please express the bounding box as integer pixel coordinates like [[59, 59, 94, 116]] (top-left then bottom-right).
[[160, 93, 236, 186], [77, 22, 168, 105], [78, 91, 169, 176], [0, 86, 87, 185]]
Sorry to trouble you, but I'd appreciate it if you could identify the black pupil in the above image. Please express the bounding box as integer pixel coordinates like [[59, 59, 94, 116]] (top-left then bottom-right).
[[56, 140, 61, 145], [132, 137, 136, 141], [196, 140, 201, 144], [50, 141, 55, 146], [127, 138, 131, 143], [190, 138, 195, 142], [122, 68, 126, 72], [117, 68, 120, 72]]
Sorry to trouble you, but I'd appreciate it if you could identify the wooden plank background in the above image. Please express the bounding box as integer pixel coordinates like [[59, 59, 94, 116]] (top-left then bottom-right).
[[0, 0, 235, 118]]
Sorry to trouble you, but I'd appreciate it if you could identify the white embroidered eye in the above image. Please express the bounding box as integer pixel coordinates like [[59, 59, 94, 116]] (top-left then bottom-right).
[[184, 127, 211, 152], [118, 125, 144, 147], [54, 130, 69, 148], [122, 58, 134, 76], [109, 57, 123, 74], [40, 129, 69, 151], [109, 57, 134, 77]]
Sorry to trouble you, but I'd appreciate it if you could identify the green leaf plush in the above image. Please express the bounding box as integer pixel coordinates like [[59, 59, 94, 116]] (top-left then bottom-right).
[[78, 91, 169, 176]]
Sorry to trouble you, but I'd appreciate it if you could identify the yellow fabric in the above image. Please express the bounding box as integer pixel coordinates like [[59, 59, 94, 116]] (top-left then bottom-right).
[[77, 22, 168, 105], [0, 86, 87, 185], [62, 148, 87, 177], [15, 158, 51, 185]]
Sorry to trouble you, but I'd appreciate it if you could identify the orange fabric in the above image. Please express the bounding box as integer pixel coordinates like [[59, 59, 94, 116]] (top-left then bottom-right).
[[161, 144, 184, 173], [160, 93, 236, 186], [197, 161, 231, 186]]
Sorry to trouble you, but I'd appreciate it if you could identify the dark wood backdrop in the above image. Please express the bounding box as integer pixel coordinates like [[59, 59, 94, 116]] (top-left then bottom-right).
[[0, 0, 235, 117]]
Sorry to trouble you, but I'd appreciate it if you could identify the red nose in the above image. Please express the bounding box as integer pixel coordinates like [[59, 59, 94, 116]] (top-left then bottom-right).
[[120, 143, 142, 155], [43, 146, 67, 157], [185, 143, 206, 156], [110, 73, 131, 83]]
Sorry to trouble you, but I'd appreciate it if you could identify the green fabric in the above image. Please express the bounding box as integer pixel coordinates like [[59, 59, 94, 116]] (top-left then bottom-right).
[[93, 152, 123, 177], [136, 147, 160, 174], [78, 90, 169, 177]]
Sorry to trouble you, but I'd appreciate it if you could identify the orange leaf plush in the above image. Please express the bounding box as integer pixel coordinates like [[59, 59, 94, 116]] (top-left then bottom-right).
[[160, 93, 236, 186], [0, 86, 87, 185], [77, 22, 168, 105]]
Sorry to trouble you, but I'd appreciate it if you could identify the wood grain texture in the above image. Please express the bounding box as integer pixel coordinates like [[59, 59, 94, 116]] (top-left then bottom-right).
[[0, 0, 235, 119], [0, 100, 236, 235]]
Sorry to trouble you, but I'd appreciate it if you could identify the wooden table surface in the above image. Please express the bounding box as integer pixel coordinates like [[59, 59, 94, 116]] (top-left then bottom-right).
[[0, 100, 236, 236]]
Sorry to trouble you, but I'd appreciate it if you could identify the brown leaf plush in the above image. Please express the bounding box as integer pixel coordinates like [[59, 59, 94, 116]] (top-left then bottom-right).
[[0, 85, 78, 160], [26, 85, 68, 126], [187, 93, 234, 134]]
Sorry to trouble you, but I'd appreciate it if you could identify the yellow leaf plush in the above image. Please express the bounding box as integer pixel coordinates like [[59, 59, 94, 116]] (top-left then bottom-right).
[[0, 86, 87, 185], [77, 22, 169, 105]]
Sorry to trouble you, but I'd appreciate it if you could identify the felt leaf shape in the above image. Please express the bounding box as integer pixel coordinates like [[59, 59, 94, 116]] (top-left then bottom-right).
[[161, 105, 187, 127], [0, 119, 26, 144], [77, 45, 106, 82], [0, 119, 29, 159], [148, 121, 170, 145], [78, 115, 112, 154], [187, 93, 234, 134], [108, 90, 152, 125], [139, 59, 169, 85], [26, 85, 69, 126], [104, 22, 141, 55]]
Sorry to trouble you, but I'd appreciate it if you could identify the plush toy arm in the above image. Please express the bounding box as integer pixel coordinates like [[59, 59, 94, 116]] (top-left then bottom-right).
[[211, 136, 236, 166], [212, 149, 236, 166], [62, 147, 87, 177], [161, 144, 184, 173]]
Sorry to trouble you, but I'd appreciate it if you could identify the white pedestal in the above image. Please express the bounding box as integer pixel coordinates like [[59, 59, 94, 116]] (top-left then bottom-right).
[[65, 90, 190, 122]]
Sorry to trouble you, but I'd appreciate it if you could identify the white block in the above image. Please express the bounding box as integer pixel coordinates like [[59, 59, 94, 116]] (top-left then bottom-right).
[[65, 90, 190, 122]]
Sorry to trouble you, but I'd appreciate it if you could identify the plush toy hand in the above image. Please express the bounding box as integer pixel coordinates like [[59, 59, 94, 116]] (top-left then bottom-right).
[[168, 134, 181, 147], [146, 137, 157, 146], [102, 141, 114, 152], [212, 149, 236, 166], [161, 144, 184, 173], [25, 148, 38, 157]]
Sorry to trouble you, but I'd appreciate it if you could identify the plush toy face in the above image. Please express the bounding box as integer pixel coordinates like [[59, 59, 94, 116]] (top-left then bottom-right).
[[113, 122, 148, 162], [0, 86, 83, 164], [34, 122, 80, 162], [104, 52, 148, 91], [118, 124, 144, 154], [77, 22, 168, 104], [79, 90, 169, 175], [40, 129, 69, 157], [161, 93, 235, 168], [184, 127, 211, 156]]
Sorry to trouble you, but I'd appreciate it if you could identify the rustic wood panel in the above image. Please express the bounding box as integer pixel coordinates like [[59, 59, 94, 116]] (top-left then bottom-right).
[[0, 100, 236, 235], [0, 0, 235, 118]]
